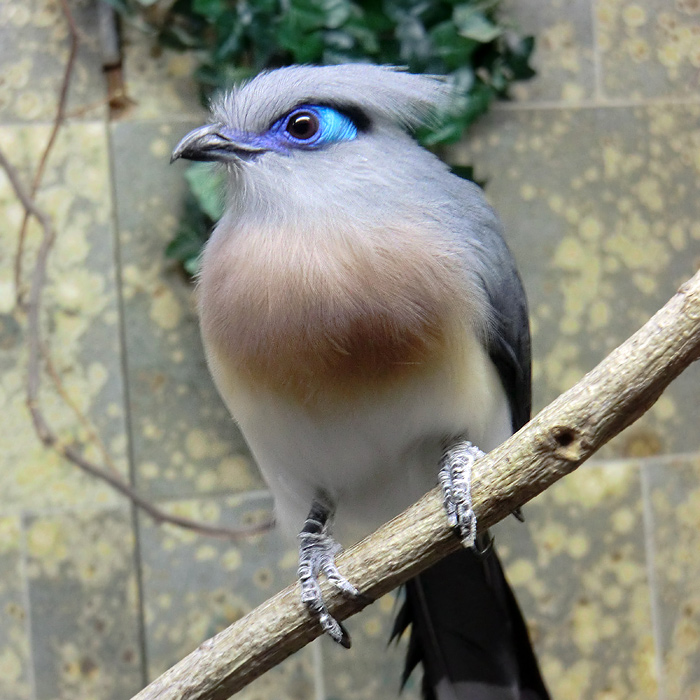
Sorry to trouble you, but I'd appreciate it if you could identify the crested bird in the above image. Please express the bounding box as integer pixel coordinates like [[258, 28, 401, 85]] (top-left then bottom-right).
[[172, 64, 550, 700]]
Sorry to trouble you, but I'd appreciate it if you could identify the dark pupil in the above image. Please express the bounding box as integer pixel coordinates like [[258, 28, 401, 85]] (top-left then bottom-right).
[[287, 112, 319, 140]]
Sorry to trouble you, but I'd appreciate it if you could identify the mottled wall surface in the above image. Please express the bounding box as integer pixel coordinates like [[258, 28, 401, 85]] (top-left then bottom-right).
[[0, 1, 698, 699]]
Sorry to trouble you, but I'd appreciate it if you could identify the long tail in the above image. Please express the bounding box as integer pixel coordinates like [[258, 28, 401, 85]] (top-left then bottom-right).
[[392, 541, 550, 700]]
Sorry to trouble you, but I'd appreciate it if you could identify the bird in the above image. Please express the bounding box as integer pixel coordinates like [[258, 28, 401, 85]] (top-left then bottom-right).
[[171, 64, 550, 700]]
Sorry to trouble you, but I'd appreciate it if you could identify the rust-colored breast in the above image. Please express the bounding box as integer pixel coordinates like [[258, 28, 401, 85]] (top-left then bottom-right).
[[199, 223, 477, 403]]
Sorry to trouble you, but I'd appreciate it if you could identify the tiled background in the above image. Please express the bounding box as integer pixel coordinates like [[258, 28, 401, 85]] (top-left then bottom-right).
[[0, 0, 699, 699]]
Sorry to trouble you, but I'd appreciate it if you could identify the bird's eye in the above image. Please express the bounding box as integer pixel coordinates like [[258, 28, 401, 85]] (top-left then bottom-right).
[[286, 111, 320, 140], [271, 105, 358, 149]]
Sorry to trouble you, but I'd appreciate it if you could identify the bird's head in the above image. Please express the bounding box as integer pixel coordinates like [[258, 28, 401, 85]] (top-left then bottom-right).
[[171, 65, 452, 218]]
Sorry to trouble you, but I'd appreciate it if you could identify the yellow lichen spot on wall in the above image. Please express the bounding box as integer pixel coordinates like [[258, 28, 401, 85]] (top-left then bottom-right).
[[149, 138, 170, 159], [196, 470, 218, 491], [186, 429, 209, 460], [579, 216, 603, 241], [562, 83, 585, 101], [150, 287, 182, 330], [603, 144, 624, 178], [195, 545, 217, 562], [5, 57, 31, 89], [614, 558, 643, 586], [0, 648, 22, 683], [552, 236, 585, 270], [567, 534, 590, 559], [669, 221, 687, 250], [564, 206, 580, 224], [363, 616, 382, 637], [548, 194, 564, 213], [572, 599, 601, 655], [636, 177, 664, 212], [623, 4, 647, 27], [589, 300, 610, 329], [690, 44, 700, 67], [658, 43, 683, 68], [0, 279, 15, 314], [520, 183, 537, 201], [217, 456, 255, 490], [603, 585, 624, 608], [0, 517, 20, 555], [612, 508, 636, 534], [140, 461, 159, 479], [27, 520, 67, 562], [633, 272, 657, 295], [540, 522, 566, 557], [600, 618, 621, 645], [279, 549, 298, 570], [560, 315, 581, 336], [507, 558, 535, 586], [634, 633, 659, 694], [87, 362, 108, 394], [624, 429, 662, 457], [221, 549, 242, 571], [626, 37, 650, 62], [555, 659, 598, 700], [168, 53, 196, 78], [654, 394, 677, 421], [571, 467, 631, 508], [56, 227, 89, 266]]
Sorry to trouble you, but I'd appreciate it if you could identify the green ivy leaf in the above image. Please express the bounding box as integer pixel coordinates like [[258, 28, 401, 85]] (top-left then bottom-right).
[[322, 0, 353, 29], [450, 164, 474, 181], [184, 163, 225, 221], [453, 8, 501, 42], [165, 227, 205, 263], [109, 0, 538, 273], [503, 34, 537, 80], [183, 254, 203, 276], [192, 0, 225, 19], [429, 21, 478, 70]]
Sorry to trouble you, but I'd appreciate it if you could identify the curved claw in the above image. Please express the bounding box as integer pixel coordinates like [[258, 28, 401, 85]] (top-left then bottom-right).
[[474, 532, 495, 558]]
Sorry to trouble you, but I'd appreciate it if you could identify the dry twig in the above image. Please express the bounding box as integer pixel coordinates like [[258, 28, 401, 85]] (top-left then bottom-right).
[[14, 0, 79, 306], [1, 0, 270, 541], [131, 268, 700, 700], [0, 147, 271, 539]]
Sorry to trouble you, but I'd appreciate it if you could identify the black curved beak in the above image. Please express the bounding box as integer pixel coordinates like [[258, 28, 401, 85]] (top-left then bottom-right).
[[170, 124, 267, 163]]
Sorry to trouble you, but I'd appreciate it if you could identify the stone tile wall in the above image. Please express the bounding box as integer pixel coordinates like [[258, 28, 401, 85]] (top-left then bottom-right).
[[0, 1, 698, 699]]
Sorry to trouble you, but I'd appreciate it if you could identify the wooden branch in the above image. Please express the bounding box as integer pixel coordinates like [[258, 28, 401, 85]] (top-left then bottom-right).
[[133, 269, 700, 700]]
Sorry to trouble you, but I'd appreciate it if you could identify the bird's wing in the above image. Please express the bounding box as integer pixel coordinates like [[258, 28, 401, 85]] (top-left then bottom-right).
[[460, 184, 532, 433], [392, 181, 548, 700]]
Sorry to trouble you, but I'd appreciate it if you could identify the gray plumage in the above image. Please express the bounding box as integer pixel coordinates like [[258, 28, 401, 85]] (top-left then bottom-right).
[[172, 64, 548, 700]]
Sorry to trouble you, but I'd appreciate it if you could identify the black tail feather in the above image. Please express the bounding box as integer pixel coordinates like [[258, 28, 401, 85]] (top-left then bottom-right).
[[392, 542, 549, 700]]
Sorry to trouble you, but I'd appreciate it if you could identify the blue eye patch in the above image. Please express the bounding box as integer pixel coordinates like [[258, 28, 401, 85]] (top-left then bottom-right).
[[267, 105, 358, 150]]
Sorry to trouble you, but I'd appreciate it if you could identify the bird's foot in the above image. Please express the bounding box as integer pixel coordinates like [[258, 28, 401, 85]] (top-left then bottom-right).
[[439, 441, 485, 548], [297, 513, 361, 648]]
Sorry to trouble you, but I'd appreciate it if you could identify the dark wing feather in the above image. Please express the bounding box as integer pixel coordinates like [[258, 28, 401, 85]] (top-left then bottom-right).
[[464, 193, 532, 433], [392, 181, 547, 700]]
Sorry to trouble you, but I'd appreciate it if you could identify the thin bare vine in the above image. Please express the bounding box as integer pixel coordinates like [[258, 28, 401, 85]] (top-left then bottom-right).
[[1, 0, 271, 541]]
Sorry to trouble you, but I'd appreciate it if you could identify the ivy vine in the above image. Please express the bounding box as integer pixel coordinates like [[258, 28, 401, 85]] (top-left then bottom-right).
[[108, 0, 536, 273]]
